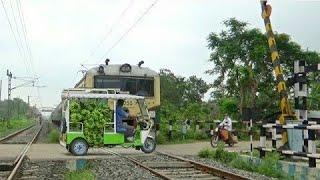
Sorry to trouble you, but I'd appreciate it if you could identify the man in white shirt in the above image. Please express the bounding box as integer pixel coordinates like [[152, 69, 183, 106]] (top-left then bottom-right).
[[219, 114, 232, 131]]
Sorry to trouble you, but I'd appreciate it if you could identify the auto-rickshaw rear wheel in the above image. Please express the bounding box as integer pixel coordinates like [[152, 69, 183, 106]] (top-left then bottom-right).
[[141, 137, 156, 153]]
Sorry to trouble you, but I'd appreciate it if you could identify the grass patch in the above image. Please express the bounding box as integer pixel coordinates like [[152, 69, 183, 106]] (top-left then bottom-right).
[[46, 128, 60, 143], [0, 119, 34, 138], [156, 130, 210, 145], [240, 149, 260, 158], [64, 169, 95, 180], [198, 144, 291, 179]]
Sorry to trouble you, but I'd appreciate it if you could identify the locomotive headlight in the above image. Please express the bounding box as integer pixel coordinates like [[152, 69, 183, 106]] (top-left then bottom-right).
[[98, 65, 104, 74]]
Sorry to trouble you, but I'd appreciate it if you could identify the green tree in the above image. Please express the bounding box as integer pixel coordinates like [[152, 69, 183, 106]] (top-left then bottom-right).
[[160, 69, 185, 107], [184, 76, 210, 104], [159, 69, 211, 130], [207, 18, 320, 119], [0, 98, 34, 120]]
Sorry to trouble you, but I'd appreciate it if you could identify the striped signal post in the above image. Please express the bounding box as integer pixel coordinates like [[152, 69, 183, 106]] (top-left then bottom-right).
[[259, 126, 266, 158], [260, 0, 295, 146], [294, 60, 308, 152]]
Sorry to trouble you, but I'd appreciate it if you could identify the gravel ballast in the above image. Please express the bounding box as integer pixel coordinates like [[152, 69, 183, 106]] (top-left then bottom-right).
[[183, 155, 273, 180], [18, 156, 161, 180], [2, 125, 40, 144]]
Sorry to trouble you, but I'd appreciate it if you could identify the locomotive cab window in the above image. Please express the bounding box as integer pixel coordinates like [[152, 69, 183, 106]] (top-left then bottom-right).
[[94, 76, 154, 97]]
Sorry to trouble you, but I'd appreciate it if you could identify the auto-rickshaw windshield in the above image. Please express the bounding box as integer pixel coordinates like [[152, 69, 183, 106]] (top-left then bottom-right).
[[137, 99, 149, 117]]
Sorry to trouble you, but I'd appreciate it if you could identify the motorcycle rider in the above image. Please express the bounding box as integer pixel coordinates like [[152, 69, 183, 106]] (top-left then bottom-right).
[[219, 113, 232, 131], [219, 113, 233, 141]]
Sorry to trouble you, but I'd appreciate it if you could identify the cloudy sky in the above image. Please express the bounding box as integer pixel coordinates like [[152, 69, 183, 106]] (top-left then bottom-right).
[[0, 0, 319, 107]]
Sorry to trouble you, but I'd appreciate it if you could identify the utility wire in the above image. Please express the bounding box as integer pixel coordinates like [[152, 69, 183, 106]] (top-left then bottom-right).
[[2, 0, 41, 106], [83, 0, 134, 64], [17, 0, 41, 106], [9, 0, 32, 74], [98, 0, 159, 63], [16, 0, 35, 75], [1, 0, 30, 74]]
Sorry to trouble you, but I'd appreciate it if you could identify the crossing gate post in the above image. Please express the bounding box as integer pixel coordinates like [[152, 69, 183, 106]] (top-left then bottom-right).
[[168, 120, 173, 141], [259, 126, 266, 158]]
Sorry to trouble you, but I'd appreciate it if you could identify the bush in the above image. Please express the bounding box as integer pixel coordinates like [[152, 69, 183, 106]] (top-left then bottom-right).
[[230, 157, 255, 172], [213, 143, 238, 164], [0, 119, 34, 137], [256, 152, 284, 178], [47, 128, 60, 143], [198, 146, 289, 179], [156, 132, 167, 144], [198, 143, 238, 164], [198, 148, 213, 158], [194, 131, 208, 140], [184, 130, 208, 140], [64, 169, 95, 180]]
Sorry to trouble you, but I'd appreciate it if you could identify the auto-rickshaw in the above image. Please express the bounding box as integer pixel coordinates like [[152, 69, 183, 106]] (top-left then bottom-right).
[[59, 88, 156, 156]]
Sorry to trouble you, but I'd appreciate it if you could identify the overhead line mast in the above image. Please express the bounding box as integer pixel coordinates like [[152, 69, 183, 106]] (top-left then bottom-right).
[[260, 0, 296, 144]]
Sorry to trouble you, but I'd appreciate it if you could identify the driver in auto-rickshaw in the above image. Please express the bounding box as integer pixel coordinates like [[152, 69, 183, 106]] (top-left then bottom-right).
[[116, 99, 135, 141]]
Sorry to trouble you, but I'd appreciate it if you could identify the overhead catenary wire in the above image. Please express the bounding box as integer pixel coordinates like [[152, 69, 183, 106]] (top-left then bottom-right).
[[16, 0, 42, 105], [82, 0, 135, 65], [1, 0, 30, 74], [16, 0, 35, 75], [9, 0, 34, 75], [98, 0, 159, 63], [1, 0, 42, 107]]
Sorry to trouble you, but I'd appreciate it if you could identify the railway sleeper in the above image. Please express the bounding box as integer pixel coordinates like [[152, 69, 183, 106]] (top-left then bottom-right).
[[144, 162, 193, 168], [0, 163, 14, 171], [160, 168, 201, 172], [21, 169, 36, 176], [167, 173, 214, 179], [17, 175, 38, 180], [161, 170, 204, 175]]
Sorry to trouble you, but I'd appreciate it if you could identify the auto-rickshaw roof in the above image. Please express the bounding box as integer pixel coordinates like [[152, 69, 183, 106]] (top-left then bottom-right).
[[61, 88, 144, 100]]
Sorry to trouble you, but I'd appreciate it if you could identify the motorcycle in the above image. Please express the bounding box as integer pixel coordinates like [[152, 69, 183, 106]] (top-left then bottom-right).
[[210, 122, 238, 148]]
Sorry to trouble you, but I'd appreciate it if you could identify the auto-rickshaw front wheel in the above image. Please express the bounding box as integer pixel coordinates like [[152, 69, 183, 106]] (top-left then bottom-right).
[[141, 137, 156, 153], [70, 138, 88, 156]]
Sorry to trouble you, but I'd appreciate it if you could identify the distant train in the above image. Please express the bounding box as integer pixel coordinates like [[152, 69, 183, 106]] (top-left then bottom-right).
[[51, 61, 161, 128]]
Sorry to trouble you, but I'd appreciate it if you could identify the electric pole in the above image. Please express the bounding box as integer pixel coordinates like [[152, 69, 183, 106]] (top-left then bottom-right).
[[5, 70, 45, 125], [7, 70, 12, 122]]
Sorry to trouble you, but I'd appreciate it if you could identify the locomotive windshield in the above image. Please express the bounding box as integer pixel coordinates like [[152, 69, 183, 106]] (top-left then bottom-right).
[[94, 76, 154, 97]]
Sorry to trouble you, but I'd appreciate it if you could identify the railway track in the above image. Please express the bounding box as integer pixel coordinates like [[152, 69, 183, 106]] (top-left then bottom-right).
[[104, 149, 249, 180], [0, 125, 35, 144], [0, 125, 42, 180]]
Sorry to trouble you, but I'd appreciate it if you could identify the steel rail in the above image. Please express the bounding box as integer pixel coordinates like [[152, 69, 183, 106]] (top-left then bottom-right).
[[103, 149, 171, 180], [156, 151, 249, 180], [104, 149, 249, 180], [0, 124, 35, 143], [6, 125, 42, 180]]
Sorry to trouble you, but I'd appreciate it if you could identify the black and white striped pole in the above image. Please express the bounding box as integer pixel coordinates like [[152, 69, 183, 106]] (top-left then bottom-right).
[[294, 60, 308, 152], [294, 60, 320, 167], [210, 124, 214, 137], [259, 126, 266, 158], [168, 120, 173, 141], [250, 118, 253, 160], [305, 62, 320, 167]]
